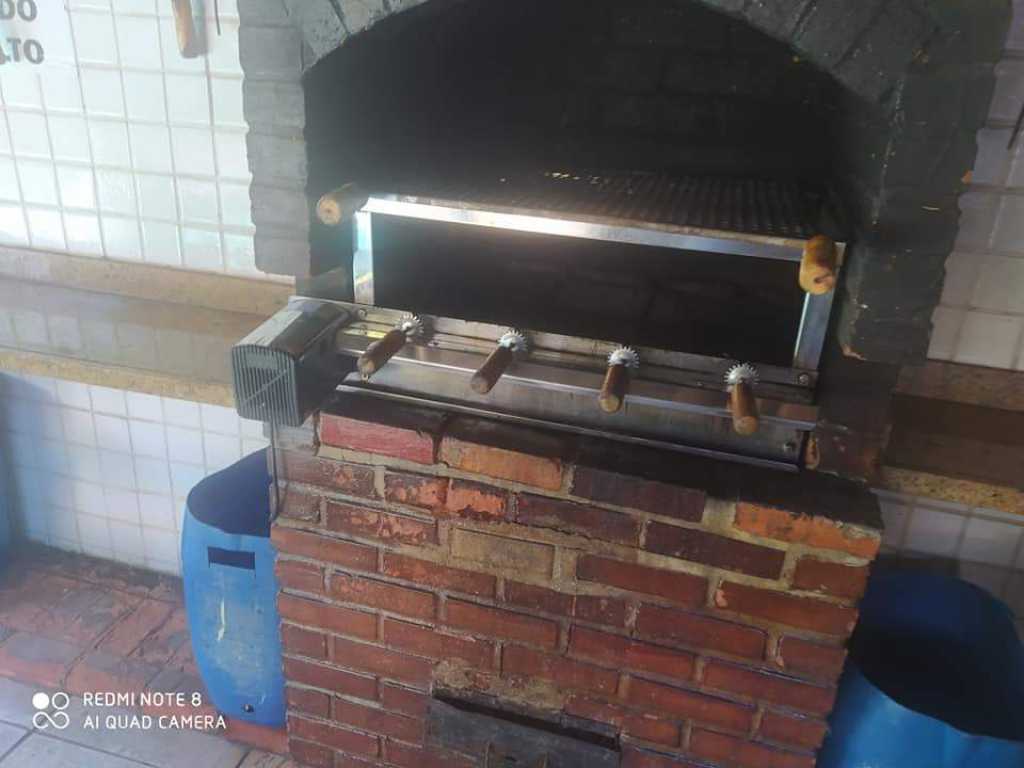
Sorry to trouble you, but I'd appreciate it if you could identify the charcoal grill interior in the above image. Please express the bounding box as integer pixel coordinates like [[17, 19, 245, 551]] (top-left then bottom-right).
[[304, 0, 849, 284]]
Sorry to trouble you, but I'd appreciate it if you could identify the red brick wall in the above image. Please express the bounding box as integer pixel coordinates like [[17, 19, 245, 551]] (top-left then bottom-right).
[[273, 398, 881, 768]]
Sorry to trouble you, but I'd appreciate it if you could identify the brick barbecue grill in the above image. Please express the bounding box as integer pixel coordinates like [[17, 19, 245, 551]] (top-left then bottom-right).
[[229, 0, 1009, 765], [270, 400, 880, 768]]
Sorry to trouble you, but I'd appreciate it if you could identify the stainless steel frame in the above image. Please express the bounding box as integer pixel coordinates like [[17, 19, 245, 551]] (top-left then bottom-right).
[[351, 193, 844, 373], [318, 299, 817, 466]]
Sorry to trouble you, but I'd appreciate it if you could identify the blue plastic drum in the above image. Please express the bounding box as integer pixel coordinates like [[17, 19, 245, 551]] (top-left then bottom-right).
[[181, 450, 285, 727], [819, 570, 1024, 768]]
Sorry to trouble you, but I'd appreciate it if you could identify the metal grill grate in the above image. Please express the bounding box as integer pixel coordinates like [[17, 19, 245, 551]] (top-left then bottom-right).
[[389, 171, 828, 239]]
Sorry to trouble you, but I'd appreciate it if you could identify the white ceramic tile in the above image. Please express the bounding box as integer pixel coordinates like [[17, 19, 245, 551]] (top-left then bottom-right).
[[970, 256, 1024, 314], [78, 513, 113, 557], [141, 219, 181, 265], [64, 212, 104, 255], [166, 425, 203, 464], [129, 419, 166, 458], [971, 127, 1013, 186], [181, 227, 223, 271], [80, 67, 126, 117], [206, 20, 242, 75], [0, 69, 43, 109], [123, 71, 167, 122], [157, 15, 207, 74], [129, 123, 173, 173], [101, 216, 143, 260], [103, 486, 140, 522], [40, 69, 84, 113], [879, 499, 910, 550], [95, 414, 132, 452], [73, 481, 107, 517], [210, 77, 245, 127], [242, 437, 269, 455], [213, 131, 249, 179], [134, 455, 171, 494], [201, 403, 240, 434], [89, 120, 132, 168], [38, 438, 70, 474], [116, 14, 164, 69], [162, 397, 201, 428], [12, 309, 49, 345], [166, 74, 211, 125], [96, 169, 136, 214], [143, 527, 180, 567], [6, 113, 49, 159], [240, 418, 265, 439], [223, 231, 256, 273], [67, 444, 102, 482], [0, 204, 28, 246], [48, 505, 81, 550], [57, 380, 93, 410], [48, 115, 91, 163], [62, 407, 97, 446], [904, 505, 966, 557], [139, 493, 176, 530], [17, 159, 59, 206], [109, 520, 146, 565], [170, 461, 205, 498], [136, 173, 177, 219], [990, 59, 1024, 123], [26, 207, 67, 250], [72, 10, 120, 65], [992, 196, 1024, 256], [56, 165, 97, 210], [954, 312, 1023, 369], [171, 126, 215, 176], [954, 191, 1000, 252], [203, 432, 241, 472], [961, 515, 1023, 566], [90, 385, 128, 415], [219, 182, 251, 228], [0, 156, 19, 200], [49, 315, 84, 353], [126, 392, 163, 421], [178, 178, 219, 223]]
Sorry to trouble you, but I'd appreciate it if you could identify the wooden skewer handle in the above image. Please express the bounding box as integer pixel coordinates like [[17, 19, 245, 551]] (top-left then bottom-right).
[[316, 184, 369, 227], [730, 382, 760, 435], [799, 235, 838, 295], [599, 363, 629, 414], [471, 345, 514, 395], [171, 0, 199, 57], [358, 329, 408, 380]]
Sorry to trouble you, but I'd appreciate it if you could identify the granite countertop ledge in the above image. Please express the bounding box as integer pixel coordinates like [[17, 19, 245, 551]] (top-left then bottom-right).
[[0, 250, 289, 405]]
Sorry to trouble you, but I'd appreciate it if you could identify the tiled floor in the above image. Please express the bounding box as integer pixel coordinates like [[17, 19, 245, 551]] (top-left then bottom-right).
[[0, 546, 292, 767]]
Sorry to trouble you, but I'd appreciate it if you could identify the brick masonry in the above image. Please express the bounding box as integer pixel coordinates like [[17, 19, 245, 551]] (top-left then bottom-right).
[[273, 396, 882, 767]]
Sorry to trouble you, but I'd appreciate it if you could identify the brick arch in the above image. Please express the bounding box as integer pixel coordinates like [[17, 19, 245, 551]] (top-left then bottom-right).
[[286, 0, 943, 106], [244, 0, 1009, 366]]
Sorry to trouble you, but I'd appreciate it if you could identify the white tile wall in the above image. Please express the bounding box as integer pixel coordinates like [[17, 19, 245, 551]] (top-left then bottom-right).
[[876, 488, 1024, 637], [929, 8, 1024, 369], [0, 1, 281, 280], [0, 372, 269, 575]]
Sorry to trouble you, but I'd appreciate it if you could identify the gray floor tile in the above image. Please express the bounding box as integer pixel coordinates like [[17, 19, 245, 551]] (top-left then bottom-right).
[[0, 734, 147, 768], [0, 723, 28, 760], [51, 698, 246, 768], [0, 679, 38, 729]]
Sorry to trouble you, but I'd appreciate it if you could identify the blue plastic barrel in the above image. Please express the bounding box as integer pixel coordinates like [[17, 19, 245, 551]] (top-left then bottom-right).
[[181, 450, 285, 727], [819, 570, 1024, 767]]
